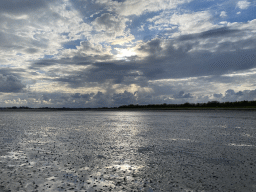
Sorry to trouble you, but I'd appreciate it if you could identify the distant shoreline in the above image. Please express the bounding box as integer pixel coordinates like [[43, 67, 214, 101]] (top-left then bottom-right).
[[1, 107, 256, 112], [2, 100, 256, 111]]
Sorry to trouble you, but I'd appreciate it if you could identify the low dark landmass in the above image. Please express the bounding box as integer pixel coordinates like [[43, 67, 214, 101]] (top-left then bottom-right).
[[1, 100, 256, 111], [118, 100, 256, 109]]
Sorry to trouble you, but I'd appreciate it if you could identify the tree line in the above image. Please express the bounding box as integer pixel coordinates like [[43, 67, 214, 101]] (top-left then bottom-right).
[[118, 100, 256, 109]]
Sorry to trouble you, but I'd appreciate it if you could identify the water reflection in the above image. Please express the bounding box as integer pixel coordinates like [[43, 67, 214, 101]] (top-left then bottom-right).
[[228, 143, 254, 147], [0, 111, 256, 191]]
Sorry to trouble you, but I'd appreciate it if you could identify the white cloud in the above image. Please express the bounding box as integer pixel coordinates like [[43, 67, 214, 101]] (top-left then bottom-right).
[[169, 11, 215, 34], [96, 0, 193, 16], [220, 11, 227, 17], [0, 1, 93, 64], [111, 35, 135, 45], [148, 11, 215, 35], [237, 1, 251, 9]]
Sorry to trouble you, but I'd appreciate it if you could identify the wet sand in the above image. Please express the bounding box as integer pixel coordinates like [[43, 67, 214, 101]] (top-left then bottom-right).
[[0, 110, 256, 191]]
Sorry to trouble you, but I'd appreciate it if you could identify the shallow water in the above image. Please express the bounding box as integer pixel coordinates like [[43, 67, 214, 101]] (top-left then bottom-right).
[[0, 110, 256, 192]]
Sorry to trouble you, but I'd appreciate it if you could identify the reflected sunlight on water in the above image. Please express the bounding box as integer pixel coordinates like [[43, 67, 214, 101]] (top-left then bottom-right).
[[0, 110, 256, 191]]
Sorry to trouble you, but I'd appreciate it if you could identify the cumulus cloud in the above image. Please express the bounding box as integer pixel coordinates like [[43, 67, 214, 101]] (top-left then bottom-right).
[[220, 89, 256, 101], [237, 1, 251, 9], [220, 11, 227, 17]]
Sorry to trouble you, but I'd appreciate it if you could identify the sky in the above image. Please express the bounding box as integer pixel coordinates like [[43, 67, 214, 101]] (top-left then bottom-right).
[[0, 0, 256, 108]]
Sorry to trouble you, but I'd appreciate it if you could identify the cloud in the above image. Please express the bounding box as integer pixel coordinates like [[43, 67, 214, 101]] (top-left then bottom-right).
[[0, 0, 93, 69], [0, 0, 48, 15], [93, 13, 127, 37], [71, 93, 94, 100], [169, 11, 215, 34], [30, 20, 256, 91], [220, 89, 256, 101], [0, 74, 26, 93], [135, 35, 256, 80], [213, 93, 223, 98], [220, 11, 227, 18], [237, 1, 251, 9], [177, 27, 240, 41], [112, 91, 136, 105], [147, 10, 223, 39], [173, 91, 193, 99], [2, 86, 256, 108], [96, 0, 193, 16]]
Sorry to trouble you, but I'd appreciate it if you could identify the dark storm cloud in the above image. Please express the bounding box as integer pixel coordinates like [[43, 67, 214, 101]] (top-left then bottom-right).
[[0, 74, 25, 93]]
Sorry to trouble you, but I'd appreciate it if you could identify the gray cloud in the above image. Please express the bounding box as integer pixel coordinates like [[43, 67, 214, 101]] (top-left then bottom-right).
[[30, 27, 256, 90], [112, 91, 136, 105], [210, 89, 256, 102], [173, 91, 193, 99], [71, 93, 94, 100], [213, 93, 223, 98], [0, 0, 48, 15], [0, 74, 26, 93], [136, 33, 256, 79], [25, 48, 39, 54], [3, 86, 256, 108], [93, 13, 127, 37], [178, 27, 241, 41]]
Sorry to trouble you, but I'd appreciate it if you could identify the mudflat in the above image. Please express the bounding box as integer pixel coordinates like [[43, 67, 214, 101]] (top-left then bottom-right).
[[0, 110, 256, 191]]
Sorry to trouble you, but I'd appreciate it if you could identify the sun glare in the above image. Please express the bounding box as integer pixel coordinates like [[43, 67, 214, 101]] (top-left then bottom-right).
[[115, 48, 136, 60]]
